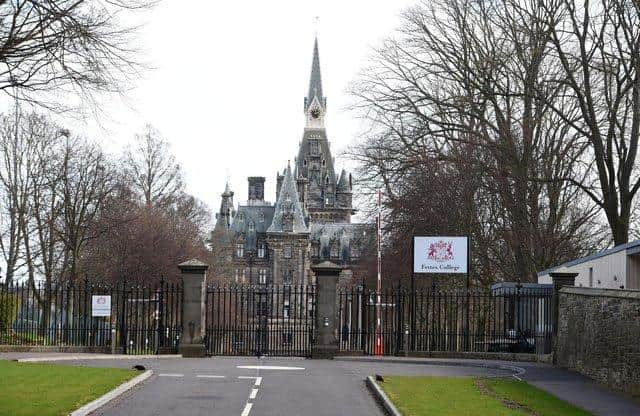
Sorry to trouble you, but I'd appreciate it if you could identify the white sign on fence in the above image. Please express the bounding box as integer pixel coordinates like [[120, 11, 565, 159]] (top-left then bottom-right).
[[413, 236, 468, 274], [91, 295, 111, 317]]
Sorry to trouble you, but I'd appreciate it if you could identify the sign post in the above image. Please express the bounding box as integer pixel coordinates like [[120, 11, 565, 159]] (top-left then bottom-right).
[[412, 236, 471, 349]]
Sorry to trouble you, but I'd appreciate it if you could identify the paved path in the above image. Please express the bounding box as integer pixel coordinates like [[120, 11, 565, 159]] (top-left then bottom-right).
[[2, 353, 640, 415]]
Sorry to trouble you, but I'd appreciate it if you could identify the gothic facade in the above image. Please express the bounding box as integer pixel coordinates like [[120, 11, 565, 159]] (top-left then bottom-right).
[[211, 38, 370, 285]]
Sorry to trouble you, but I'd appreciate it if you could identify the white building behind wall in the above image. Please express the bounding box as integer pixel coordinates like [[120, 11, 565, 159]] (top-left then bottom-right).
[[537, 241, 640, 290]]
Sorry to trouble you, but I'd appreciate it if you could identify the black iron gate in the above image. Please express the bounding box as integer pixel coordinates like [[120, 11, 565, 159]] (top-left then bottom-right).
[[0, 279, 182, 355], [205, 284, 315, 357], [338, 285, 553, 356], [116, 280, 182, 355]]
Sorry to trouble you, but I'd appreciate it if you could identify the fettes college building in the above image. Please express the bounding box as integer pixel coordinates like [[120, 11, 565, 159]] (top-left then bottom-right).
[[211, 38, 369, 285]]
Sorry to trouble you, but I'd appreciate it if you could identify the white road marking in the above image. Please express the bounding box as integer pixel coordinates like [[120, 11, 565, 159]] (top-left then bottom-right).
[[240, 402, 253, 416], [237, 365, 304, 371], [238, 376, 262, 386], [158, 373, 184, 377], [249, 388, 258, 399], [196, 375, 225, 379]]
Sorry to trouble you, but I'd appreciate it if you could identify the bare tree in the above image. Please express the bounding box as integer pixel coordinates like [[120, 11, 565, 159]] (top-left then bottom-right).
[[0, 0, 156, 110], [123, 124, 183, 208], [350, 0, 601, 283], [0, 110, 34, 284], [57, 136, 115, 280], [540, 0, 640, 245]]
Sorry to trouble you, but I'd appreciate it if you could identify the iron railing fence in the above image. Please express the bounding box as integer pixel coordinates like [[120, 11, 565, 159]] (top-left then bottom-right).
[[0, 279, 182, 355], [338, 285, 553, 356], [205, 284, 316, 357]]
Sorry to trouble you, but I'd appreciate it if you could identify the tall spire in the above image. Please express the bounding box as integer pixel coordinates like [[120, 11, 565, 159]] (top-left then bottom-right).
[[305, 37, 325, 112]]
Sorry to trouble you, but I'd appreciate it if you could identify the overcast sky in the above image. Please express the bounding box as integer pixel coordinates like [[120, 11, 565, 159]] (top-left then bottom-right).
[[75, 0, 415, 218]]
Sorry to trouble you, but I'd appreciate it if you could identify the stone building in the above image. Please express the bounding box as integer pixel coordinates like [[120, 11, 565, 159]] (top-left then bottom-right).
[[211, 38, 370, 285]]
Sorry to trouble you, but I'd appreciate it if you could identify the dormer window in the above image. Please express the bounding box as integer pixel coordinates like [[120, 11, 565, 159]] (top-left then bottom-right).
[[258, 210, 265, 222], [248, 220, 255, 231], [237, 212, 244, 221], [331, 244, 339, 258], [283, 213, 293, 232]]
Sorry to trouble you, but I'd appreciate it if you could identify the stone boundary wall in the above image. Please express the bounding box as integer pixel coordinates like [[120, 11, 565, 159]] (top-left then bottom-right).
[[556, 287, 640, 396]]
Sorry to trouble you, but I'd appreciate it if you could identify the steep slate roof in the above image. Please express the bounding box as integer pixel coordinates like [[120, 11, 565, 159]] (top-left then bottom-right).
[[305, 37, 325, 111], [336, 169, 351, 192], [310, 222, 371, 260], [231, 204, 275, 251], [267, 165, 309, 234], [223, 181, 232, 196], [295, 128, 338, 209]]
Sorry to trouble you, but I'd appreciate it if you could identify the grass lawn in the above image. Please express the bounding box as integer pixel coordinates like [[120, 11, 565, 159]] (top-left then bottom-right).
[[0, 360, 138, 416], [379, 376, 593, 416]]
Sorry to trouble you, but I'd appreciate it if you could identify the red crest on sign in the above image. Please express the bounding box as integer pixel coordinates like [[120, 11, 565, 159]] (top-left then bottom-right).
[[427, 240, 454, 262]]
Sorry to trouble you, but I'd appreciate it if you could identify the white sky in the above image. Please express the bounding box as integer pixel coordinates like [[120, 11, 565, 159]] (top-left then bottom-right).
[[74, 0, 415, 217]]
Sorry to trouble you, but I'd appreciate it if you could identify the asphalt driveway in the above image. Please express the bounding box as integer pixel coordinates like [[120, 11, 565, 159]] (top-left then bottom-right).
[[27, 356, 513, 416], [3, 354, 639, 416]]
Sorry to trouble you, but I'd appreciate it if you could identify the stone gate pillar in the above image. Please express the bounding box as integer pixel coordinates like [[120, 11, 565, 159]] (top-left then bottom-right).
[[178, 259, 208, 358], [550, 272, 578, 336], [550, 272, 577, 363], [311, 261, 342, 359]]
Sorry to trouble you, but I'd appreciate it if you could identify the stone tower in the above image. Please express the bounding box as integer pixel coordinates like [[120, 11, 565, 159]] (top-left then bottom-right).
[[295, 38, 355, 223]]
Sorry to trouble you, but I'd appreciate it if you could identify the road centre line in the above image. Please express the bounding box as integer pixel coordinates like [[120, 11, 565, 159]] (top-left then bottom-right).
[[240, 403, 253, 416], [249, 388, 258, 399], [158, 373, 184, 377], [196, 375, 226, 379]]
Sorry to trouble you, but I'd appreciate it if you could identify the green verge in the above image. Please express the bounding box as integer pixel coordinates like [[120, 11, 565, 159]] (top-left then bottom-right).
[[379, 376, 593, 416], [0, 360, 138, 416]]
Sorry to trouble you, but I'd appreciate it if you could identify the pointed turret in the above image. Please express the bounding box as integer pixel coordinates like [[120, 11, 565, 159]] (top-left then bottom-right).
[[214, 182, 235, 230], [304, 37, 326, 113], [336, 169, 351, 192], [268, 164, 308, 234]]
